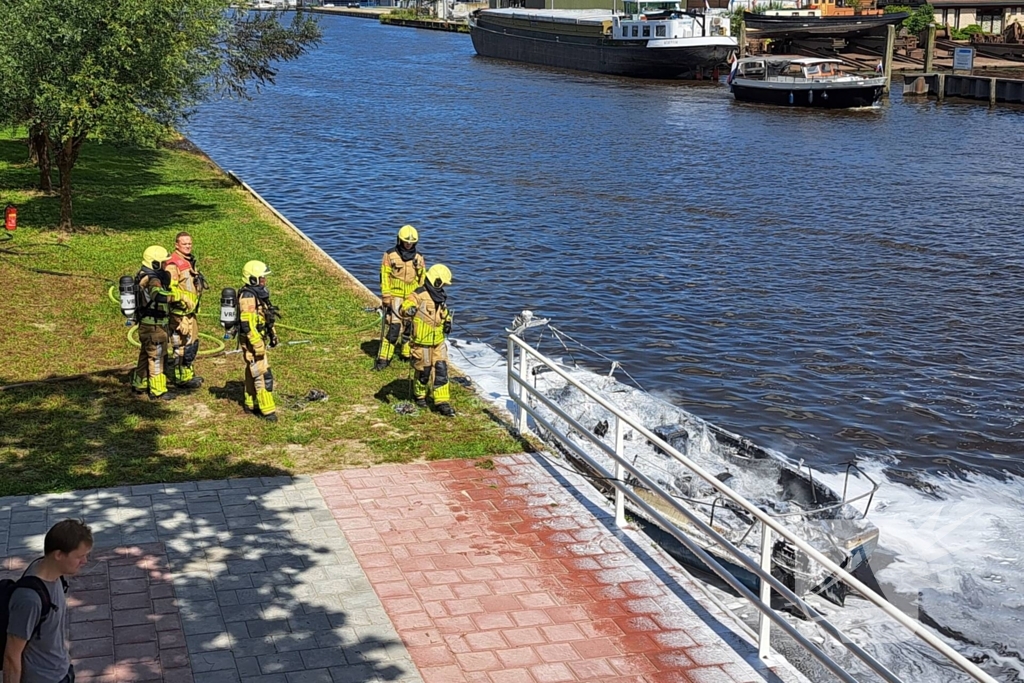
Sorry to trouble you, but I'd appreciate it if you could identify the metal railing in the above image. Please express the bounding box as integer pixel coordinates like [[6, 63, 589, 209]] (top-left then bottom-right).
[[506, 333, 997, 683]]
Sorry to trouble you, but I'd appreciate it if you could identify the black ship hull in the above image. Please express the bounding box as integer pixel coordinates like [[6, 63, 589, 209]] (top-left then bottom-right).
[[731, 81, 883, 108], [469, 16, 735, 79], [742, 11, 908, 40]]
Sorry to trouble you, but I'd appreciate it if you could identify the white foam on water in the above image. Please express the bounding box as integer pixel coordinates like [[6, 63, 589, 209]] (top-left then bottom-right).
[[452, 338, 1024, 681]]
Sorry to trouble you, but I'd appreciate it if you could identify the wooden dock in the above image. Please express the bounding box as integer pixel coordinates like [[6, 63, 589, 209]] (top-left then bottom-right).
[[903, 72, 1024, 104]]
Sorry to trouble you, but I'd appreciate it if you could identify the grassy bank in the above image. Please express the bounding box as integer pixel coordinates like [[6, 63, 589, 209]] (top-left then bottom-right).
[[0, 131, 526, 496]]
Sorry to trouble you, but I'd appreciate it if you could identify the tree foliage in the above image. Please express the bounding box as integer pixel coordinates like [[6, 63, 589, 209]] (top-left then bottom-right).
[[884, 4, 936, 35], [0, 0, 321, 230]]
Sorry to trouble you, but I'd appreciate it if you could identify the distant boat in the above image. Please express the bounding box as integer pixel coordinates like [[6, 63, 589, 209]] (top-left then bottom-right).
[[469, 0, 737, 80], [742, 10, 908, 40], [729, 56, 884, 108]]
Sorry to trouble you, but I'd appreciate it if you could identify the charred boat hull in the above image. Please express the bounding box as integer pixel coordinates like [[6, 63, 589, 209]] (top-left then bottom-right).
[[742, 11, 908, 39]]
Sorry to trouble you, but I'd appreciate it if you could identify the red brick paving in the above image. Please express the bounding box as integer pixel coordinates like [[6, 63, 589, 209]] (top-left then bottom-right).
[[316, 455, 774, 683], [2, 544, 191, 683]]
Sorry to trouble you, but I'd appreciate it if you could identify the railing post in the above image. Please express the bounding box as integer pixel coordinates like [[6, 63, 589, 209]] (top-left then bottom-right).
[[758, 520, 772, 660], [614, 416, 626, 527], [516, 342, 528, 435]]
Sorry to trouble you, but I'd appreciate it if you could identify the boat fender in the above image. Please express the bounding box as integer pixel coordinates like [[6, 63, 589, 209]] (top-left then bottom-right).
[[789, 91, 794, 104], [809, 90, 814, 103], [640, 14, 646, 20], [823, 91, 828, 100]]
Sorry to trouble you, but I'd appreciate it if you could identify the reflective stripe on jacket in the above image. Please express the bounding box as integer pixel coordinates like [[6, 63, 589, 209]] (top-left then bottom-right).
[[401, 288, 450, 348], [380, 249, 425, 300]]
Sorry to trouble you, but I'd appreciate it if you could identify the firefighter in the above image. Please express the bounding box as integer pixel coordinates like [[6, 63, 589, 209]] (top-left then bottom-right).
[[238, 260, 279, 422], [130, 246, 177, 401], [165, 232, 207, 389], [401, 264, 455, 417], [374, 224, 426, 371]]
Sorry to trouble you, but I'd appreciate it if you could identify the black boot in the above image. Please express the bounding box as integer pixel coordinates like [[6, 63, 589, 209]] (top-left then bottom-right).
[[260, 412, 278, 423], [373, 358, 391, 371], [437, 403, 455, 417], [151, 391, 177, 402], [414, 398, 427, 408]]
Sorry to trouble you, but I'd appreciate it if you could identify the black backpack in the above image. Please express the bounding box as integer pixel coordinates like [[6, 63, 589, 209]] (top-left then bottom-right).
[[0, 570, 69, 670]]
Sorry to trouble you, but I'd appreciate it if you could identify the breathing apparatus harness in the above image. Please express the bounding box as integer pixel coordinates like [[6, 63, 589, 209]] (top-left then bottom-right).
[[221, 283, 280, 348], [124, 266, 171, 325]]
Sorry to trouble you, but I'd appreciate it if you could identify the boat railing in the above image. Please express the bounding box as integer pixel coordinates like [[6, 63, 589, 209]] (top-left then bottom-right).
[[506, 331, 997, 683]]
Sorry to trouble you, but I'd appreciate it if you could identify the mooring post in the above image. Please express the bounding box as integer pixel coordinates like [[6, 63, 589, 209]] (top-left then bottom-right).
[[936, 72, 945, 100], [924, 24, 935, 74], [990, 77, 998, 105], [739, 20, 747, 59], [883, 24, 895, 94]]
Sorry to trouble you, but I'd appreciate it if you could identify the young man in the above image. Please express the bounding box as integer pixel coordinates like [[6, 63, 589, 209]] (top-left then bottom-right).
[[4, 519, 93, 683]]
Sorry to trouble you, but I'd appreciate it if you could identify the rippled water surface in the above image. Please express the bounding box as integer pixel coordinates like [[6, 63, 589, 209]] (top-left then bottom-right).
[[186, 16, 1024, 480]]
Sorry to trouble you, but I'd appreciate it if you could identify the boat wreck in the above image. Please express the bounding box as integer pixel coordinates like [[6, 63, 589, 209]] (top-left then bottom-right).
[[507, 317, 880, 608]]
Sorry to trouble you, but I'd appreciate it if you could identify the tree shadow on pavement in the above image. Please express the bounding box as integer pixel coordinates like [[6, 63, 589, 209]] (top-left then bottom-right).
[[0, 475, 418, 683]]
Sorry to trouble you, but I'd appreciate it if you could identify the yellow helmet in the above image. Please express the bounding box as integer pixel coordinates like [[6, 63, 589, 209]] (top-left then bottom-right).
[[142, 245, 169, 269], [425, 264, 452, 287], [397, 224, 418, 244], [242, 260, 270, 285]]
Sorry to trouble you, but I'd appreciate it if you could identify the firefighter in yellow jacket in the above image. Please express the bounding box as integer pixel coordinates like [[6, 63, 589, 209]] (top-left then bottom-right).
[[401, 264, 455, 417], [238, 260, 279, 422], [165, 232, 207, 389], [375, 224, 426, 371], [131, 246, 178, 400]]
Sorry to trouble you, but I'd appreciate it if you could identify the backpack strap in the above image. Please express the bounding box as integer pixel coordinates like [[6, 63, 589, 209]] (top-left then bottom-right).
[[13, 576, 55, 640]]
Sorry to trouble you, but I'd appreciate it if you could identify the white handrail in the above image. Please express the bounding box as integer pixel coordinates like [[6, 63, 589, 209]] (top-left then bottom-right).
[[507, 333, 997, 683]]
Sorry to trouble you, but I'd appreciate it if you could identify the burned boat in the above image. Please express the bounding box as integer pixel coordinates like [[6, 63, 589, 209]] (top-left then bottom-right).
[[742, 10, 908, 40], [530, 366, 880, 606]]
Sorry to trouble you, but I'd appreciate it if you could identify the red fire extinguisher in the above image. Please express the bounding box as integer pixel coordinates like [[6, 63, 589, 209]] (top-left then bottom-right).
[[4, 204, 16, 231]]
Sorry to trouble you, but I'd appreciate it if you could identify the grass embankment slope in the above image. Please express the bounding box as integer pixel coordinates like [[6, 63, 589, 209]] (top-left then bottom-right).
[[0, 131, 525, 496]]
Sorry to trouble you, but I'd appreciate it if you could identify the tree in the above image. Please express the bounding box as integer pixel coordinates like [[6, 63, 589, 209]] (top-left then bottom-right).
[[884, 4, 936, 35], [0, 0, 321, 231]]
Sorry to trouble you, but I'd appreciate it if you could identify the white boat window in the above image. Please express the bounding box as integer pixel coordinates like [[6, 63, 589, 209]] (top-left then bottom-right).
[[623, 25, 629, 36], [655, 24, 666, 36], [643, 25, 651, 37], [632, 24, 639, 36]]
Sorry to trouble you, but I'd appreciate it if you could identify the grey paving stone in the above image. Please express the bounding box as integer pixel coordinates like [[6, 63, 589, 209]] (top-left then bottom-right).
[[241, 676, 287, 683], [182, 616, 228, 636], [272, 631, 320, 652], [236, 655, 262, 677], [285, 669, 333, 683], [197, 480, 234, 491], [232, 636, 277, 658], [186, 632, 235, 653], [287, 613, 332, 633], [194, 671, 241, 683], [223, 604, 264, 623], [191, 649, 238, 673], [245, 619, 292, 639], [257, 651, 306, 675]]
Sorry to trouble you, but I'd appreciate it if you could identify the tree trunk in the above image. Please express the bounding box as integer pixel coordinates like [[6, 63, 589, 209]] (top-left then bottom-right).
[[28, 125, 39, 165], [56, 135, 85, 231], [31, 126, 53, 194]]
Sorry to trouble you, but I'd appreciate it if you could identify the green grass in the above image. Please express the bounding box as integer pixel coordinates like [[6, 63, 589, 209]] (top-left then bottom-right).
[[0, 131, 529, 496]]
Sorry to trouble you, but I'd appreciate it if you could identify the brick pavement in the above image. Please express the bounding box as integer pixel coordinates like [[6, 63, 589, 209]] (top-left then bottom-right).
[[315, 455, 809, 683], [0, 478, 420, 683], [0, 459, 808, 683]]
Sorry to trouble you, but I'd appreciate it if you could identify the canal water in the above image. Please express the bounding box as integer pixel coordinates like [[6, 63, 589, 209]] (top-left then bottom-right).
[[185, 15, 1024, 681]]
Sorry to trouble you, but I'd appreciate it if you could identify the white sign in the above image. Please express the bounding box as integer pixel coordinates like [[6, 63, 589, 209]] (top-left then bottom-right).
[[953, 47, 975, 72]]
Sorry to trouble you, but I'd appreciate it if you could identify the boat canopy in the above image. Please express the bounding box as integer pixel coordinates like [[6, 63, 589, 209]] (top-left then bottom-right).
[[734, 55, 843, 67]]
